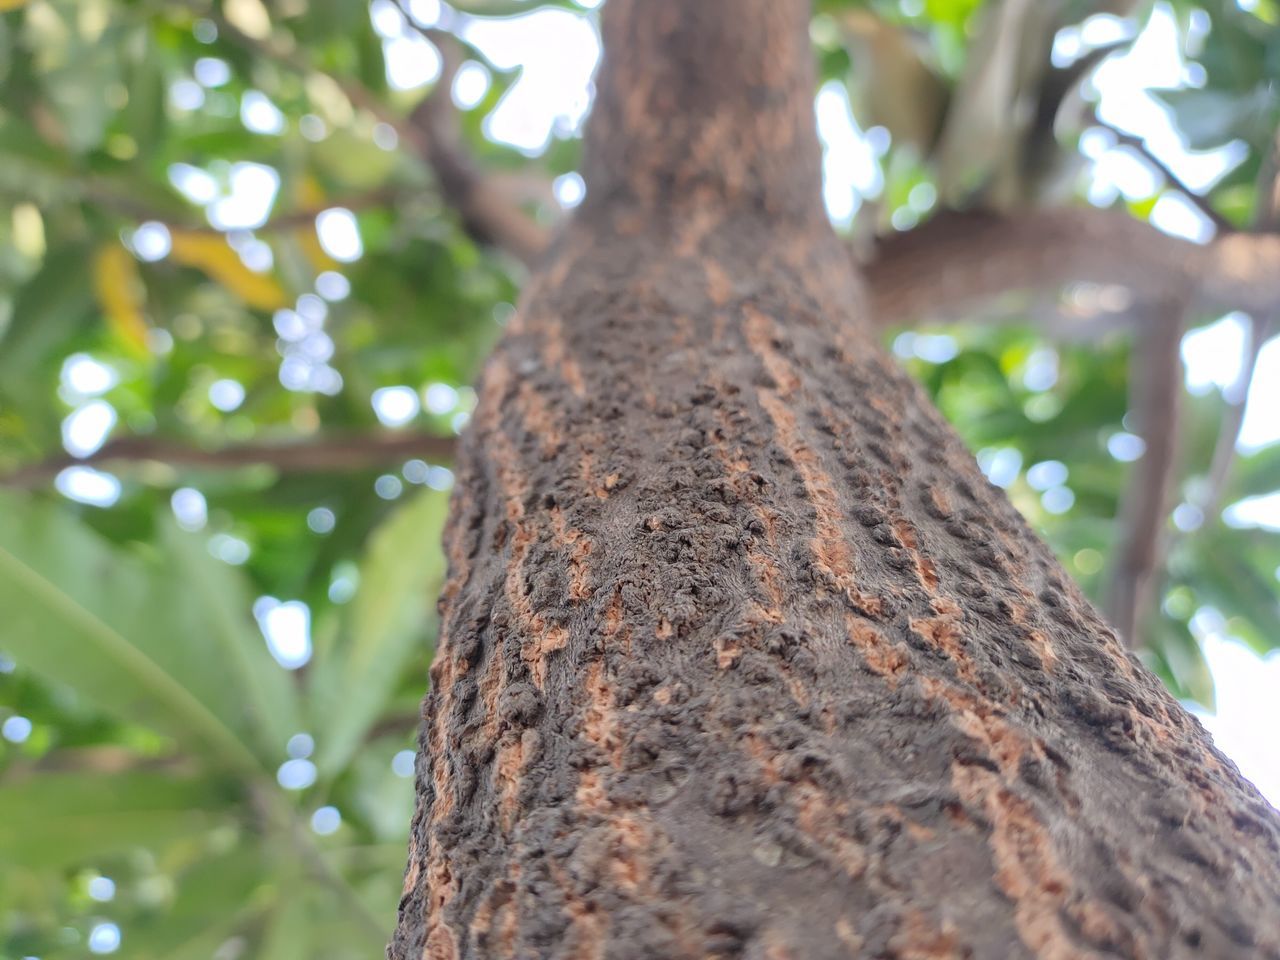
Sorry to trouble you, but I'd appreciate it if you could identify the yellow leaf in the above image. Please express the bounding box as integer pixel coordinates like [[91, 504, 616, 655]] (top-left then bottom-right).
[[92, 245, 149, 354], [296, 228, 338, 275], [293, 176, 337, 274], [296, 174, 326, 209], [0, 0, 32, 11], [169, 232, 289, 312]]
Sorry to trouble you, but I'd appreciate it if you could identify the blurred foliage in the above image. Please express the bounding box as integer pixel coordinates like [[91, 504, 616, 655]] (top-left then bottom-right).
[[0, 0, 1278, 957]]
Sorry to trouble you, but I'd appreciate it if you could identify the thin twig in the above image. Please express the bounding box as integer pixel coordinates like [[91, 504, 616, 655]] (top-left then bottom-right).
[[405, 27, 550, 265], [1199, 130, 1280, 517], [3, 433, 457, 487], [1092, 116, 1234, 232], [208, 12, 426, 155]]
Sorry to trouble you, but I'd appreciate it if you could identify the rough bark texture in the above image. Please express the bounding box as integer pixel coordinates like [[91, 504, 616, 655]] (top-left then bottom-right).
[[390, 2, 1280, 957]]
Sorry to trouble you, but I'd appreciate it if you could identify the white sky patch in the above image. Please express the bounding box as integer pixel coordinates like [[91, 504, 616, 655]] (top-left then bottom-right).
[[977, 447, 1023, 488], [315, 270, 351, 301], [55, 467, 121, 507], [1149, 192, 1214, 243], [423, 382, 459, 415], [241, 90, 286, 135], [1089, 147, 1160, 202], [62, 400, 117, 457], [453, 61, 492, 109], [209, 378, 246, 411], [554, 172, 586, 208], [311, 805, 342, 835], [208, 162, 279, 230], [383, 33, 442, 90], [208, 532, 251, 565], [277, 757, 317, 789], [1181, 320, 1280, 453], [464, 9, 600, 154], [171, 487, 208, 531], [1239, 336, 1280, 452], [254, 597, 312, 669], [194, 56, 231, 87], [1182, 314, 1248, 394], [60, 354, 117, 397], [370, 0, 406, 38], [1089, 4, 1245, 204], [1192, 632, 1280, 807], [307, 507, 336, 534], [373, 122, 399, 151], [170, 78, 204, 111], [2, 715, 32, 743], [1107, 431, 1146, 462], [406, 0, 441, 27], [88, 922, 121, 955], [169, 163, 219, 204], [392, 749, 416, 777], [238, 237, 274, 272], [1223, 492, 1280, 532], [375, 473, 404, 499], [372, 385, 420, 426], [315, 207, 363, 262], [131, 222, 172, 261], [815, 81, 882, 227]]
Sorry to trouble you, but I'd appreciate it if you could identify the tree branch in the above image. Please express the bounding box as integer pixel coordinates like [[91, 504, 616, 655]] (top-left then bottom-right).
[[863, 206, 1280, 328], [209, 12, 424, 154], [2, 433, 456, 487], [405, 27, 550, 266], [1200, 314, 1269, 519], [1200, 130, 1280, 517], [1105, 295, 1189, 648], [209, 7, 549, 264], [1091, 117, 1234, 232]]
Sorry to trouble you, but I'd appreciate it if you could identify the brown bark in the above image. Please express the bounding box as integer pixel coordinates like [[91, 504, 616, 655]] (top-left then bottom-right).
[[390, 2, 1280, 958]]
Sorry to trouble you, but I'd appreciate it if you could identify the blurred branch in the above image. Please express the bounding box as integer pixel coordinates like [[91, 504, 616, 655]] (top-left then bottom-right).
[[2, 433, 457, 487], [864, 206, 1280, 328], [405, 26, 551, 265], [1200, 313, 1269, 519], [249, 783, 388, 940], [1091, 117, 1233, 232], [19, 746, 195, 776], [1105, 295, 1189, 648], [214, 3, 550, 265], [1199, 130, 1280, 517], [364, 710, 422, 744], [208, 12, 424, 153]]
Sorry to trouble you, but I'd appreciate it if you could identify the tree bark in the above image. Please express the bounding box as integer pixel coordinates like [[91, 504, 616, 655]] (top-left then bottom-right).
[[390, 2, 1280, 958]]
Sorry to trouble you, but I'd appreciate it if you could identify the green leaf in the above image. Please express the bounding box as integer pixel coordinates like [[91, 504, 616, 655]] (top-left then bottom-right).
[[310, 488, 448, 777], [1229, 442, 1280, 501], [1153, 86, 1277, 150], [0, 771, 229, 868], [126, 845, 272, 960], [159, 517, 303, 763], [257, 890, 313, 960], [1193, 532, 1280, 657], [1153, 617, 1216, 710], [0, 493, 267, 772], [0, 246, 94, 383]]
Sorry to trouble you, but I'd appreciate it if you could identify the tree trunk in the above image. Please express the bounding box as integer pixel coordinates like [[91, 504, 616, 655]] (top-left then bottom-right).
[[390, 2, 1280, 957]]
